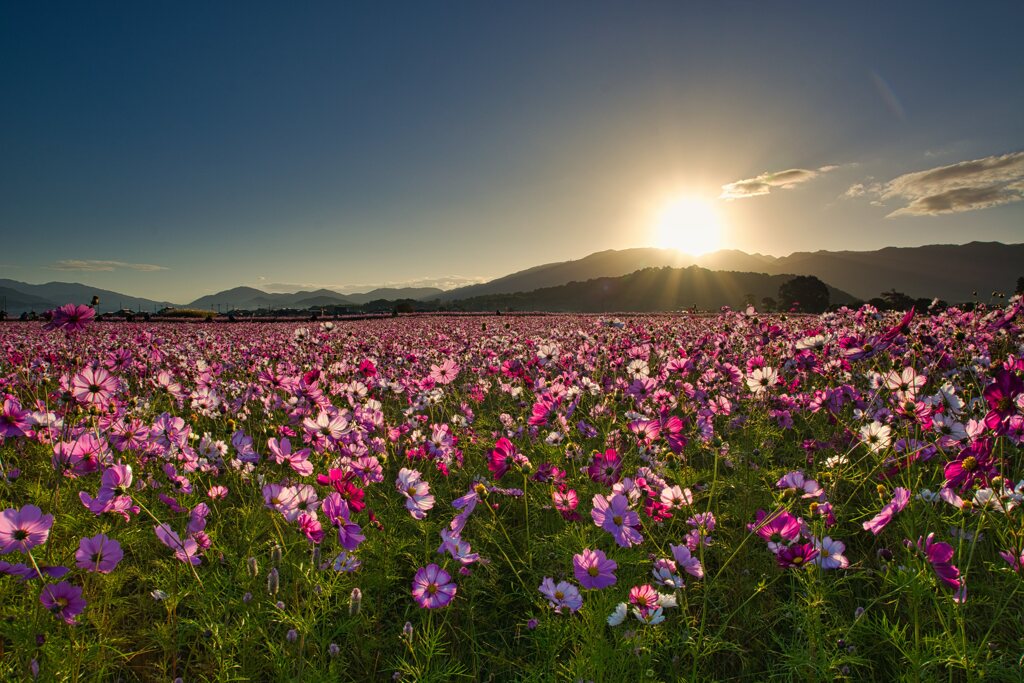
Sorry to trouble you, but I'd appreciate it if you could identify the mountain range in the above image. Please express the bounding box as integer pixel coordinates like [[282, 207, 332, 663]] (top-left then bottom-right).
[[1, 241, 1020, 315], [437, 241, 1023, 303]]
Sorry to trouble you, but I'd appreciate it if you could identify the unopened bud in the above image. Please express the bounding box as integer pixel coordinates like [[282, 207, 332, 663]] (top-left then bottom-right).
[[349, 587, 362, 615], [267, 567, 279, 595]]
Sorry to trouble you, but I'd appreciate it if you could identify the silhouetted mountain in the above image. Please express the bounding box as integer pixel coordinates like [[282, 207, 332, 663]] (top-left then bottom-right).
[[763, 242, 1024, 302], [0, 279, 177, 314], [439, 242, 1023, 304], [437, 249, 695, 301], [450, 266, 857, 312], [189, 287, 356, 311], [343, 287, 444, 304]]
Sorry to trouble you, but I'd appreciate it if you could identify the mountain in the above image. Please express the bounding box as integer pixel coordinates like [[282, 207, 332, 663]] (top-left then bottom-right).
[[189, 287, 356, 311], [343, 287, 444, 304], [450, 265, 858, 312], [763, 242, 1024, 302], [0, 279, 177, 314], [438, 242, 1023, 304], [437, 248, 696, 301]]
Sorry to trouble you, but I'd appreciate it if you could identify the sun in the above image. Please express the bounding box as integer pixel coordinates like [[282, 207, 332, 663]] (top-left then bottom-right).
[[651, 196, 723, 256]]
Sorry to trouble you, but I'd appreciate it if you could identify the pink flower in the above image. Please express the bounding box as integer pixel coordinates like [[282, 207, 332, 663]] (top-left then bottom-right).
[[487, 437, 516, 481], [70, 366, 119, 408], [943, 439, 996, 491], [411, 563, 456, 608], [777, 542, 819, 569], [572, 548, 618, 589], [751, 509, 801, 552], [916, 533, 962, 593], [587, 448, 623, 485], [267, 437, 313, 477], [154, 524, 201, 566], [0, 505, 54, 554], [0, 397, 31, 439], [862, 488, 910, 535], [429, 359, 460, 386], [669, 543, 704, 579]]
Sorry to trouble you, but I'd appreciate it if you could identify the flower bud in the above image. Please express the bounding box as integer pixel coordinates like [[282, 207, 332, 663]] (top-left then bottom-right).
[[267, 567, 279, 595], [349, 587, 362, 616]]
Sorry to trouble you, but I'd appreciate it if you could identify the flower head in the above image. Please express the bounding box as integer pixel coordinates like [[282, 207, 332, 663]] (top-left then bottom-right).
[[411, 563, 456, 609], [572, 548, 617, 589]]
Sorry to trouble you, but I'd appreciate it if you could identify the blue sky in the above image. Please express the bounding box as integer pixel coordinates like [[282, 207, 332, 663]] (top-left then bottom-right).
[[2, 1, 1022, 302]]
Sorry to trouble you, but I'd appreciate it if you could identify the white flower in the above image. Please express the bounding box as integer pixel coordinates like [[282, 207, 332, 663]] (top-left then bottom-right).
[[859, 422, 891, 454], [607, 602, 628, 626]]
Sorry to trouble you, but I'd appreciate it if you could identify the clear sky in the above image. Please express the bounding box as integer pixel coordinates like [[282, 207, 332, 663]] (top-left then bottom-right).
[[2, 1, 1022, 303]]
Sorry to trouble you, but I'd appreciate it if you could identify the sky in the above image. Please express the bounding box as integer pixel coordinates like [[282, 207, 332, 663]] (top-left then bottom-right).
[[2, 1, 1023, 303]]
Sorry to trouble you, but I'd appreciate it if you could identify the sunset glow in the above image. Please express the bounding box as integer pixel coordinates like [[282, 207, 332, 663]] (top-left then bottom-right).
[[652, 196, 723, 256]]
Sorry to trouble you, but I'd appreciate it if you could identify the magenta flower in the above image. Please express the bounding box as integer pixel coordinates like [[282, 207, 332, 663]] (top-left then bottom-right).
[[982, 369, 1023, 432], [587, 448, 623, 485], [0, 505, 54, 554], [943, 439, 996, 491], [75, 534, 123, 573], [40, 581, 86, 624], [776, 542, 819, 569], [538, 577, 582, 613], [572, 548, 618, 589], [487, 437, 516, 480], [916, 533, 962, 593], [0, 397, 31, 438], [44, 303, 95, 333], [862, 488, 910, 535], [411, 563, 456, 608], [750, 509, 801, 552]]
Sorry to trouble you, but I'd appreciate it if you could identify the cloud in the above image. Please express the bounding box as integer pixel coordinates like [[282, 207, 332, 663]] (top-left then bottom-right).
[[720, 165, 837, 199], [877, 151, 1024, 217], [259, 275, 489, 294], [49, 260, 169, 272]]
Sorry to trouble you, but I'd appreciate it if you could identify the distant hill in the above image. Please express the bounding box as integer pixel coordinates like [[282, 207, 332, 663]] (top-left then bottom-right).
[[438, 242, 1023, 304], [189, 287, 356, 311], [450, 266, 858, 312], [343, 287, 444, 304], [762, 242, 1024, 302], [437, 248, 695, 301], [0, 279, 177, 314]]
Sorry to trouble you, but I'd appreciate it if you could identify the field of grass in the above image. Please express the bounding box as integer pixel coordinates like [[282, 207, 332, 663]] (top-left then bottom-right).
[[1, 302, 1022, 681]]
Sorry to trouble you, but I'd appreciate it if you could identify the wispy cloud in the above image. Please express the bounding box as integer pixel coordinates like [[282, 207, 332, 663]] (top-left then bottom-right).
[[851, 151, 1024, 217], [259, 275, 489, 294], [720, 165, 838, 200], [49, 260, 169, 272]]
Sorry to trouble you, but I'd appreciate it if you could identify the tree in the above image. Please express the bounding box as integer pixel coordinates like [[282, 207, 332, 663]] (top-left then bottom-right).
[[778, 276, 830, 313]]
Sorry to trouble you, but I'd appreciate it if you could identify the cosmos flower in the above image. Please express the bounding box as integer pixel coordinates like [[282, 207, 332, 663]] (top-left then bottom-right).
[[591, 493, 643, 548], [44, 303, 95, 333], [39, 581, 86, 624], [0, 505, 54, 554], [572, 548, 617, 589], [538, 577, 582, 613], [74, 534, 123, 573], [862, 488, 911, 535], [411, 563, 456, 609]]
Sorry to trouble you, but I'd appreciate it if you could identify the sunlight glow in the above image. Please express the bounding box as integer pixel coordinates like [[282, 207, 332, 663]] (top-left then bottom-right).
[[652, 196, 723, 256]]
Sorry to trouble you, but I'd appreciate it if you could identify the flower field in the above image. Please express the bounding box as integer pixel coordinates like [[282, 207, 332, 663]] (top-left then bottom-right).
[[1, 302, 1023, 681]]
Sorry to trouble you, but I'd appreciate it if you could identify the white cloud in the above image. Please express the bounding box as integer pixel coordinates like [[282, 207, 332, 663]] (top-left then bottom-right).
[[879, 151, 1024, 217], [720, 165, 838, 200], [48, 260, 169, 272]]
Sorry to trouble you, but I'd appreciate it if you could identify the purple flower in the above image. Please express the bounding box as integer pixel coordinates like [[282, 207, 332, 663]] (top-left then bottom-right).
[[39, 581, 86, 624], [917, 533, 962, 593], [669, 543, 704, 579], [0, 505, 54, 554], [572, 548, 617, 589], [538, 577, 582, 613], [943, 439, 996, 491], [74, 534, 123, 573], [751, 509, 801, 552], [591, 493, 643, 548], [154, 524, 201, 566], [411, 563, 456, 609]]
